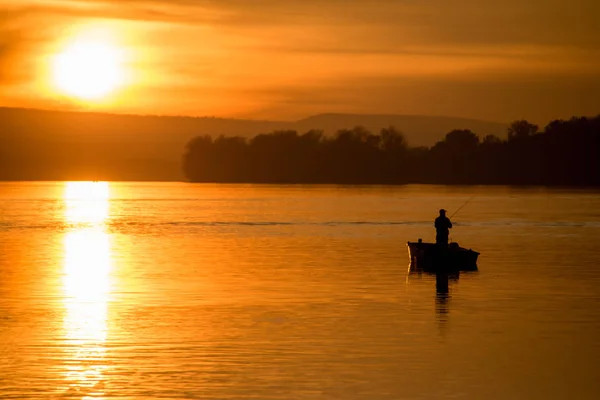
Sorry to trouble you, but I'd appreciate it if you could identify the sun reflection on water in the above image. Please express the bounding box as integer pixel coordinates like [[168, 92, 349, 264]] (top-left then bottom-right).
[[62, 182, 112, 399], [65, 181, 110, 225]]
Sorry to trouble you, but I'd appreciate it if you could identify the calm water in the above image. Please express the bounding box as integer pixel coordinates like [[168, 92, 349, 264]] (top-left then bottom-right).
[[1, 182, 599, 399]]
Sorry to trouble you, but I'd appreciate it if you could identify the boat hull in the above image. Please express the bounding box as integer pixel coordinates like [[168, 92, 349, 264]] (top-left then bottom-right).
[[407, 241, 479, 272]]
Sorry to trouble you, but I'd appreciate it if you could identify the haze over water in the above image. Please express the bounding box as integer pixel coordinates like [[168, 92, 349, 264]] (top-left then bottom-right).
[[1, 182, 599, 399]]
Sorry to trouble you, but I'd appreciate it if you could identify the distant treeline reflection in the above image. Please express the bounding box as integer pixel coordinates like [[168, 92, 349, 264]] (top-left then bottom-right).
[[183, 116, 600, 185]]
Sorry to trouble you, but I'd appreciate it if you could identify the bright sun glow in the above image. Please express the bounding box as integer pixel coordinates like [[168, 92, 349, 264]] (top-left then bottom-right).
[[53, 39, 124, 100]]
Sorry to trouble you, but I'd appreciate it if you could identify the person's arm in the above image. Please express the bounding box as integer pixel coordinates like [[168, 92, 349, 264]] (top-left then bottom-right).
[[448, 219, 453, 229]]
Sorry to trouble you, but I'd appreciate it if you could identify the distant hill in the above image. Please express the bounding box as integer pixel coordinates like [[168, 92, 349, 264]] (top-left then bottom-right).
[[0, 107, 507, 181]]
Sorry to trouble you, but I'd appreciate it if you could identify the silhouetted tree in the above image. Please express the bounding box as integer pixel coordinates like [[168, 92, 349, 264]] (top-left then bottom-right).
[[379, 126, 408, 183], [182, 135, 213, 181], [508, 120, 538, 141], [444, 129, 479, 149], [481, 134, 502, 146], [426, 129, 479, 183], [182, 116, 600, 186]]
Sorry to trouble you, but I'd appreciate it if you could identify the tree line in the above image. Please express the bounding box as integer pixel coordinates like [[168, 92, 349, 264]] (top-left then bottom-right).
[[182, 115, 600, 186]]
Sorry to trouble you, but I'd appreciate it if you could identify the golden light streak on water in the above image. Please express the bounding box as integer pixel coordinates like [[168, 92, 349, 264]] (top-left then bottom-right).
[[61, 182, 112, 399]]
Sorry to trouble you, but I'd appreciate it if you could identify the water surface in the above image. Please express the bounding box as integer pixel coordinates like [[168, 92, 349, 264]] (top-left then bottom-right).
[[1, 182, 599, 399]]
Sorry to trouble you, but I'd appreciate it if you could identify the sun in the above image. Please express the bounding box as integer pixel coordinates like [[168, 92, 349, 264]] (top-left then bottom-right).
[[53, 39, 124, 100]]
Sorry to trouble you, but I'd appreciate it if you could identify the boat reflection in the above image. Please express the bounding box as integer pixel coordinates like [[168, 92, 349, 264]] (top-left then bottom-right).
[[61, 181, 112, 398], [434, 273, 452, 329], [407, 263, 464, 333]]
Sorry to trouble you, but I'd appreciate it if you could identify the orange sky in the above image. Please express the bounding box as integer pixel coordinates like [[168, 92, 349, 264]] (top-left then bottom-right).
[[1, 0, 599, 123]]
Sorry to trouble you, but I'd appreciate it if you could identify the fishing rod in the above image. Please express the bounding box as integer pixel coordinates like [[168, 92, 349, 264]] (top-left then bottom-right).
[[449, 195, 476, 219], [447, 195, 476, 244]]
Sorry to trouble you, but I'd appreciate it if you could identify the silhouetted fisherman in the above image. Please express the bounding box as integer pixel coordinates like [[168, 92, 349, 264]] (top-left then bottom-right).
[[434, 209, 452, 247]]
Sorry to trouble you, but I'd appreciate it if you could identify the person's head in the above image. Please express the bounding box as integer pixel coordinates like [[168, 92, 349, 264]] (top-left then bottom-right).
[[439, 209, 446, 216]]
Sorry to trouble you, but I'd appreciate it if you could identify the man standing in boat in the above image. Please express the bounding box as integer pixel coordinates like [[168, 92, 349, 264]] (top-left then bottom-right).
[[435, 209, 452, 247]]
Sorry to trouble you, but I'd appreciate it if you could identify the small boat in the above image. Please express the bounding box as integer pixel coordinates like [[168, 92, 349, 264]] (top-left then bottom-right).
[[407, 239, 479, 272]]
